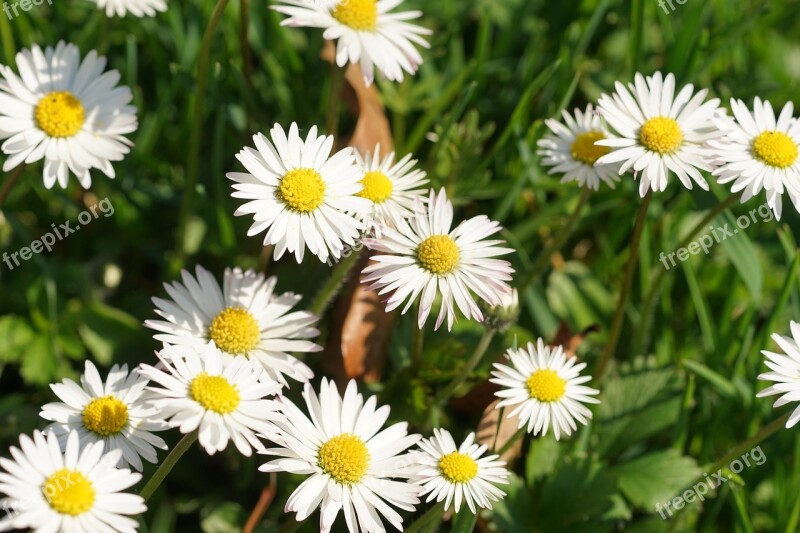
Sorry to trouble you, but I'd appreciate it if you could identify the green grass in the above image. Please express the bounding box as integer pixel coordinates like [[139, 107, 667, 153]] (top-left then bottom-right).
[[1, 0, 800, 531]]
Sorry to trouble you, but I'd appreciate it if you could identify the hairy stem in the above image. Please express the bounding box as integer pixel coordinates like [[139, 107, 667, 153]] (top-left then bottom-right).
[[139, 431, 198, 502], [594, 191, 653, 381]]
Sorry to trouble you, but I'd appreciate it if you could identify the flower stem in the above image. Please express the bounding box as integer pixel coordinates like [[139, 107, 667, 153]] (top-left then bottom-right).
[[139, 431, 198, 502], [0, 8, 15, 66], [594, 191, 653, 382], [326, 64, 346, 137], [176, 0, 231, 263], [310, 249, 362, 316], [411, 303, 425, 373], [519, 187, 592, 291], [435, 329, 495, 407], [704, 411, 790, 476], [495, 426, 526, 456], [0, 164, 26, 209], [633, 192, 742, 355], [243, 473, 277, 533], [239, 0, 255, 133], [405, 501, 446, 533]]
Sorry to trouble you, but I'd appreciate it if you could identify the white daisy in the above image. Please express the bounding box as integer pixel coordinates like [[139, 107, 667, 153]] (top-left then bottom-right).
[[144, 265, 322, 386], [259, 378, 421, 532], [537, 104, 621, 190], [354, 143, 428, 234], [39, 360, 168, 472], [490, 339, 600, 440], [594, 71, 723, 196], [0, 430, 145, 533], [227, 123, 372, 263], [757, 320, 800, 428], [362, 188, 515, 331], [708, 98, 800, 220], [412, 429, 509, 514], [137, 342, 282, 456], [272, 0, 431, 85], [92, 0, 167, 17], [0, 41, 137, 189]]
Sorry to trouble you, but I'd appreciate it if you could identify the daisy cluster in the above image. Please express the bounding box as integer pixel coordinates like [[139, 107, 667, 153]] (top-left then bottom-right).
[[538, 72, 800, 219], [1, 0, 800, 531]]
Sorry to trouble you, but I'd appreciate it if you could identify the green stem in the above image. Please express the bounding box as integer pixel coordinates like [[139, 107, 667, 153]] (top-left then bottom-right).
[[435, 330, 495, 406], [496, 426, 526, 457], [239, 0, 254, 133], [0, 7, 15, 65], [139, 431, 198, 502], [519, 187, 592, 290], [703, 411, 790, 476], [309, 249, 362, 316], [594, 191, 653, 382], [326, 64, 346, 137], [491, 406, 506, 451], [633, 193, 741, 355], [0, 163, 26, 209], [176, 0, 231, 261], [405, 502, 446, 533], [411, 302, 425, 373]]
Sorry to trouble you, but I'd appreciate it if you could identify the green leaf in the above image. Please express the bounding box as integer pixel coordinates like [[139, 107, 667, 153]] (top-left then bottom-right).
[[19, 336, 60, 386], [596, 365, 683, 456], [0, 315, 35, 363], [716, 210, 763, 304], [200, 501, 247, 533], [614, 449, 702, 510], [525, 433, 562, 483]]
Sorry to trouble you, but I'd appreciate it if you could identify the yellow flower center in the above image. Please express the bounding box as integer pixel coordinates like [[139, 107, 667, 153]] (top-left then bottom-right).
[[209, 307, 261, 355], [639, 116, 683, 154], [278, 168, 326, 213], [752, 131, 799, 169], [42, 469, 95, 516], [416, 235, 460, 275], [190, 373, 240, 414], [332, 0, 378, 31], [526, 369, 566, 402], [357, 171, 393, 204], [317, 433, 370, 485], [34, 91, 85, 138], [82, 396, 128, 437], [438, 452, 478, 483], [571, 131, 611, 165]]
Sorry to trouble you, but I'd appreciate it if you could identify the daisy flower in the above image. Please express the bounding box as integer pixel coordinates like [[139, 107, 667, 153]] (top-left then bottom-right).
[[537, 104, 621, 190], [594, 71, 723, 196], [259, 378, 421, 532], [227, 123, 371, 263], [272, 0, 431, 85], [757, 320, 800, 428], [362, 188, 515, 331], [354, 143, 428, 234], [39, 360, 168, 472], [0, 430, 145, 533], [92, 0, 167, 17], [145, 265, 322, 386], [708, 98, 800, 220], [412, 429, 509, 514], [490, 339, 600, 440], [137, 342, 282, 456], [0, 41, 137, 188]]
